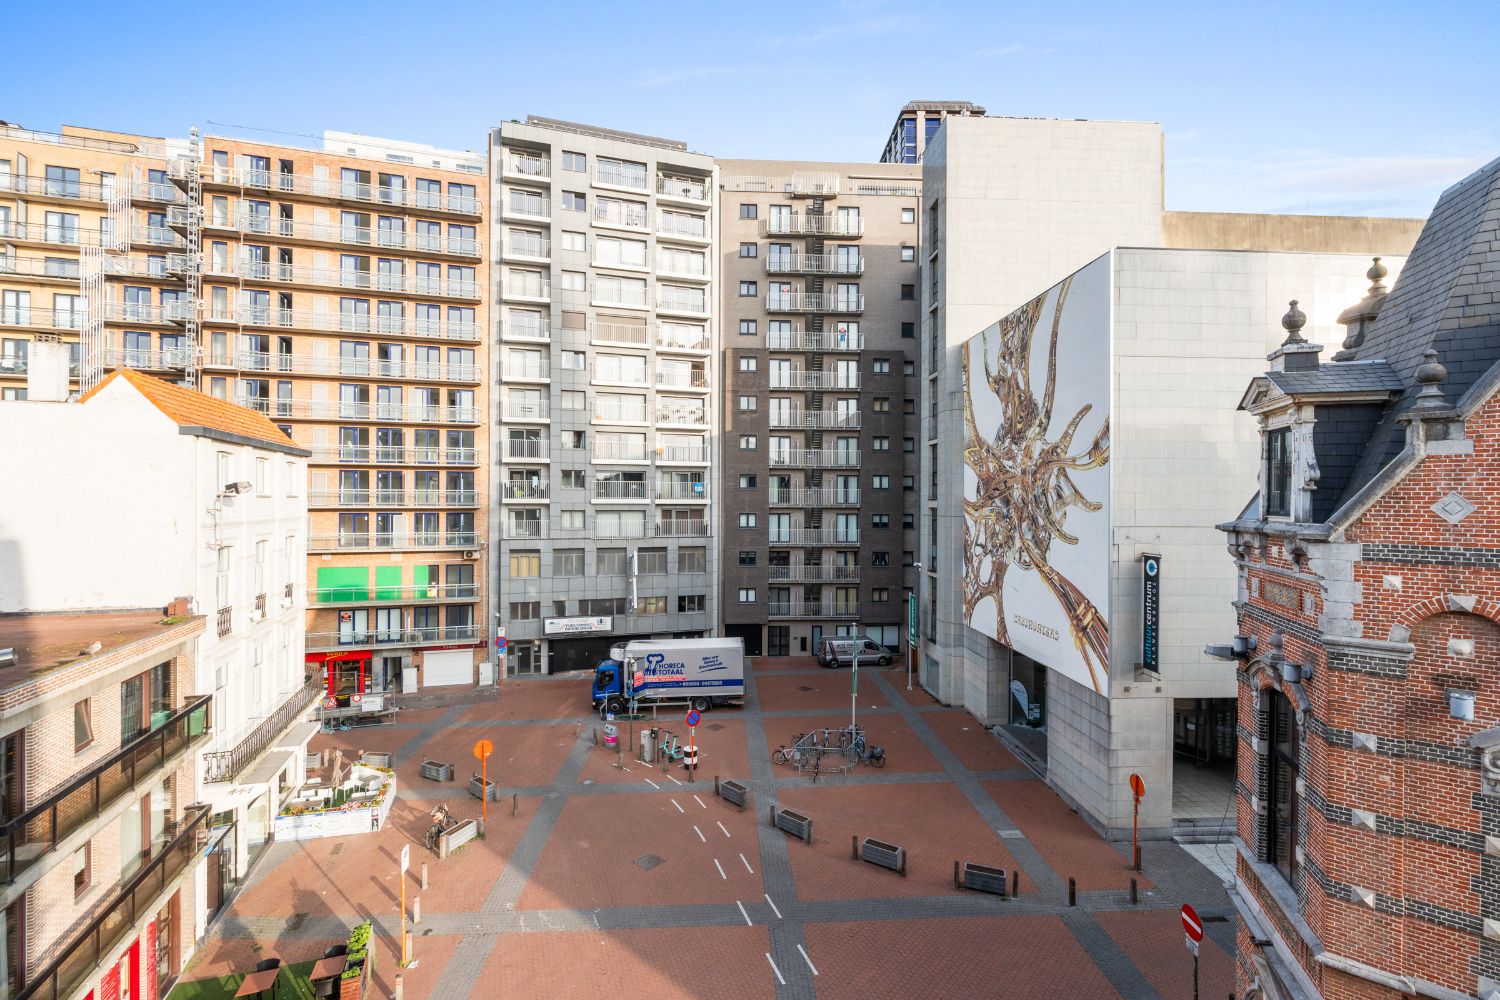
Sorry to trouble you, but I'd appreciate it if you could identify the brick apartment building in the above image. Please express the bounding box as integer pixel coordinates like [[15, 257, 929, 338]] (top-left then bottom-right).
[[1218, 158, 1500, 999]]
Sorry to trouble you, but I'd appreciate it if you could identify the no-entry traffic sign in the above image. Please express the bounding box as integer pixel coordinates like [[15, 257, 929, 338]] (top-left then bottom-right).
[[1129, 773, 1145, 799], [474, 738, 494, 760], [1181, 902, 1202, 941]]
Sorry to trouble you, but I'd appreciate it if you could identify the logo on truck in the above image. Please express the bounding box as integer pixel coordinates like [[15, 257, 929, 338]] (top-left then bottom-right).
[[638, 652, 728, 682]]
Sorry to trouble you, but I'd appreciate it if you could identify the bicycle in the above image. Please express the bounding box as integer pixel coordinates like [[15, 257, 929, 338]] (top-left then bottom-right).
[[771, 733, 807, 766]]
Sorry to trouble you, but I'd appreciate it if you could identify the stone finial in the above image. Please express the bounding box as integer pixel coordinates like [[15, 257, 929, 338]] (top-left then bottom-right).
[[1367, 257, 1388, 295], [1281, 300, 1307, 345], [1413, 349, 1448, 410]]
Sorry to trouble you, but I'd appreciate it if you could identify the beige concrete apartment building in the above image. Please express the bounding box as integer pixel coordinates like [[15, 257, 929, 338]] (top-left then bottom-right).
[[717, 160, 922, 656]]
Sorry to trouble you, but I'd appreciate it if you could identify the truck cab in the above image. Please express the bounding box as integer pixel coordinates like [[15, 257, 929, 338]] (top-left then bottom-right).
[[591, 658, 626, 711]]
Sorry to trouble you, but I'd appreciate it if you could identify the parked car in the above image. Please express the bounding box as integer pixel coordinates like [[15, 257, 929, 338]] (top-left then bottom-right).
[[817, 637, 891, 668]]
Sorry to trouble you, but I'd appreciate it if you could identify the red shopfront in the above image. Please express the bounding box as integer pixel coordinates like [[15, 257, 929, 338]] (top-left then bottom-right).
[[306, 650, 374, 709], [83, 901, 174, 1000]]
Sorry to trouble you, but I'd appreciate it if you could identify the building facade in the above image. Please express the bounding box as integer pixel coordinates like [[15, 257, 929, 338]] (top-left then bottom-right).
[[878, 101, 987, 164], [490, 118, 717, 674], [716, 160, 922, 657], [1219, 158, 1500, 1000]]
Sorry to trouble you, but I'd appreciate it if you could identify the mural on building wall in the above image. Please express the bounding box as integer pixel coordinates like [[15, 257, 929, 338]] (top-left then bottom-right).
[[962, 260, 1112, 694]]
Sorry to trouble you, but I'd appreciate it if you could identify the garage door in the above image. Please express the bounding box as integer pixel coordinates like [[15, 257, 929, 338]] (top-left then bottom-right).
[[423, 649, 473, 687]]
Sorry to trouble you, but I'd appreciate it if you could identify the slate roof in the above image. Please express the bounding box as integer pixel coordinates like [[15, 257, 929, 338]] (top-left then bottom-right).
[[1264, 361, 1404, 396], [80, 368, 310, 457]]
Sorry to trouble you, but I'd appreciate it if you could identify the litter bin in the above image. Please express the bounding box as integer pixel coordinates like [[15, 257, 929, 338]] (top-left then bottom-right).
[[641, 728, 656, 763]]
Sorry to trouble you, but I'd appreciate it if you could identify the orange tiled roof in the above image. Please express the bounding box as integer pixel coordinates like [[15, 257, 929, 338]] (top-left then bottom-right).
[[80, 369, 308, 455]]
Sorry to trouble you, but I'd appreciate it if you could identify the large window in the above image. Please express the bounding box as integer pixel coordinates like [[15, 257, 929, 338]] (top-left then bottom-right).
[[1267, 690, 1299, 885], [1265, 428, 1292, 517]]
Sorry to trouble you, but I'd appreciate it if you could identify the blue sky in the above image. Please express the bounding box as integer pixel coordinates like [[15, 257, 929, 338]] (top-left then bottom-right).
[[8, 0, 1496, 218]]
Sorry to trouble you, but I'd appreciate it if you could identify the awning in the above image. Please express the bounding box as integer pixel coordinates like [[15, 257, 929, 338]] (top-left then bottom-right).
[[305, 650, 374, 664], [274, 720, 321, 753], [199, 749, 295, 812]]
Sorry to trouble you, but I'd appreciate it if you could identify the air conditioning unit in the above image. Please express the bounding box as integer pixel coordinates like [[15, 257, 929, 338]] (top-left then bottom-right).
[[463, 550, 478, 560]]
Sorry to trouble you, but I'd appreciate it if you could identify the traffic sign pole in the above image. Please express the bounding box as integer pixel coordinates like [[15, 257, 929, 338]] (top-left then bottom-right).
[[1181, 903, 1203, 1000], [399, 843, 410, 965], [1129, 773, 1145, 873], [474, 739, 494, 823]]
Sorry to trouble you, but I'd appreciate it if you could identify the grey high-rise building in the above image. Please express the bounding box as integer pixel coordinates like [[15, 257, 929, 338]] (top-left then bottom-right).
[[879, 101, 986, 164], [489, 117, 718, 673]]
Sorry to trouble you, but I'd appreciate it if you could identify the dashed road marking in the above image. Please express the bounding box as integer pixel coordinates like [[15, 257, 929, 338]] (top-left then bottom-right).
[[714, 858, 727, 879], [764, 894, 782, 919], [736, 900, 752, 925], [670, 798, 685, 813], [765, 954, 786, 986], [666, 773, 683, 785], [717, 821, 731, 838], [693, 794, 708, 809], [643, 778, 660, 790], [693, 825, 706, 842], [740, 853, 755, 874], [798, 945, 819, 976]]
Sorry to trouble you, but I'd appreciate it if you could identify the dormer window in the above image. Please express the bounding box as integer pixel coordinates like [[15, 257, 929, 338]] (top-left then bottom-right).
[[1265, 428, 1292, 517]]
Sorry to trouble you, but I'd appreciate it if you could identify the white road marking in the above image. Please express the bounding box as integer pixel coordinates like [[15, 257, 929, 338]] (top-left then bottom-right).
[[666, 773, 683, 785], [764, 894, 782, 919], [740, 853, 755, 874], [643, 778, 660, 789], [694, 825, 707, 842], [717, 821, 731, 838], [736, 900, 753, 925], [798, 945, 819, 976], [714, 858, 727, 879], [693, 794, 708, 809], [670, 798, 685, 813], [765, 954, 786, 986]]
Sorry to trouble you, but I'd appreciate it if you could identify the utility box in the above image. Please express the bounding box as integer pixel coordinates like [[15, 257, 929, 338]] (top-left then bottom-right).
[[641, 729, 655, 763]]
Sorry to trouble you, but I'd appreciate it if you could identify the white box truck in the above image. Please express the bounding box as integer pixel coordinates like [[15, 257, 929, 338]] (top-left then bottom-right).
[[590, 637, 745, 713]]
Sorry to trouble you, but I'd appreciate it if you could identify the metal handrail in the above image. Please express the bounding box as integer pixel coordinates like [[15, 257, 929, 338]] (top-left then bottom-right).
[[202, 680, 321, 783], [18, 805, 212, 1000], [1, 695, 211, 885]]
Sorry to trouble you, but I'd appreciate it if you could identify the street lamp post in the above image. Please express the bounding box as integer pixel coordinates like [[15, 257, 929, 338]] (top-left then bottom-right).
[[909, 563, 922, 691], [850, 621, 860, 731]]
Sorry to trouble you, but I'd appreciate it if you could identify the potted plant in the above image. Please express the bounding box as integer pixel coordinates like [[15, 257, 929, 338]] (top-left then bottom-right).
[[339, 921, 374, 999]]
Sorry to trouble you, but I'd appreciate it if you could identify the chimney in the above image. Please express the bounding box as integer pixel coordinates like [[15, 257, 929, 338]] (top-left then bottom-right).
[[1267, 300, 1322, 373], [26, 335, 70, 402]]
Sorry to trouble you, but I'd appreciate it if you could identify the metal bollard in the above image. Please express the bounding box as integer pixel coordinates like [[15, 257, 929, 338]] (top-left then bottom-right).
[[394, 973, 403, 1000], [413, 895, 421, 925], [851, 835, 858, 861], [1129, 878, 1138, 905], [420, 863, 428, 891], [1011, 869, 1020, 898], [512, 792, 518, 817], [1068, 877, 1076, 906], [952, 860, 960, 890]]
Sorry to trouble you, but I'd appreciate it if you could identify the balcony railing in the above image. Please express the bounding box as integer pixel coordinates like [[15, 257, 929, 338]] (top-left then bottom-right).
[[309, 532, 478, 552], [206, 307, 479, 343], [214, 349, 478, 381], [17, 805, 213, 1000], [0, 254, 82, 282], [593, 402, 649, 423], [192, 165, 481, 215], [309, 446, 478, 466], [503, 153, 551, 180], [656, 327, 711, 353], [766, 292, 864, 314], [765, 253, 864, 276], [592, 442, 648, 462], [656, 174, 710, 203], [769, 487, 860, 507], [769, 409, 860, 430], [0, 173, 108, 201], [503, 439, 549, 460], [591, 321, 649, 346], [768, 528, 860, 546], [506, 398, 550, 421], [498, 481, 549, 501], [656, 369, 709, 389], [657, 406, 708, 426], [654, 520, 709, 537], [241, 399, 478, 425], [305, 625, 480, 651], [502, 276, 551, 301], [206, 213, 479, 257], [504, 233, 551, 260], [0, 307, 82, 332], [500, 357, 550, 381], [202, 680, 321, 783], [768, 565, 861, 583], [504, 192, 550, 219], [101, 347, 195, 373], [217, 607, 232, 637], [593, 202, 650, 230], [769, 369, 860, 391], [725, 173, 841, 197], [0, 696, 211, 885], [306, 489, 477, 508], [0, 221, 103, 247], [768, 600, 861, 619], [769, 449, 861, 469], [502, 316, 551, 342], [657, 289, 708, 315], [762, 214, 864, 238], [204, 259, 479, 299], [767, 329, 864, 352], [311, 582, 477, 605], [657, 212, 710, 241], [656, 480, 708, 500], [595, 163, 649, 190]]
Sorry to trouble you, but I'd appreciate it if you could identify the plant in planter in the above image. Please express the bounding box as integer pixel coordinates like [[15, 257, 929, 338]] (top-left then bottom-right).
[[340, 920, 373, 979]]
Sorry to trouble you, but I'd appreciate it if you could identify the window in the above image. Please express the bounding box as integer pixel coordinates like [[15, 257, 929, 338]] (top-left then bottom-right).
[[1265, 428, 1292, 517], [561, 231, 586, 253], [872, 514, 890, 528], [562, 151, 586, 172], [562, 431, 584, 450], [562, 469, 586, 488], [738, 474, 757, 489], [739, 435, 757, 450], [679, 595, 706, 613], [903, 513, 915, 529], [739, 281, 757, 297], [901, 322, 915, 339], [738, 513, 758, 528], [738, 395, 758, 412], [1267, 690, 1300, 885], [873, 437, 890, 452], [873, 475, 891, 490], [561, 191, 585, 212], [739, 320, 757, 336], [872, 397, 890, 413], [738, 551, 757, 566], [901, 207, 915, 224], [902, 550, 915, 566], [73, 842, 91, 898], [509, 551, 541, 577], [873, 588, 890, 603], [739, 204, 758, 220], [873, 358, 891, 374], [901, 284, 915, 301], [901, 246, 916, 262], [597, 549, 627, 575], [560, 390, 585, 410], [903, 437, 915, 453], [560, 509, 585, 530], [904, 397, 916, 415], [74, 698, 93, 751], [509, 602, 540, 621], [637, 549, 668, 575], [562, 350, 585, 370], [871, 552, 890, 567], [554, 550, 584, 577], [581, 597, 627, 616], [738, 588, 757, 603], [739, 356, 758, 371], [903, 476, 915, 491], [904, 361, 915, 376], [739, 242, 758, 257], [680, 547, 706, 573]]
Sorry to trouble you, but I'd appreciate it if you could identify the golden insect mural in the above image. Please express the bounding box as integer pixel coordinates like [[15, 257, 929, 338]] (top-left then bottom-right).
[[962, 276, 1112, 692]]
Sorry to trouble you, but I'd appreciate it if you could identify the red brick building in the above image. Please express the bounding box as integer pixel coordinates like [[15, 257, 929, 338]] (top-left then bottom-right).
[[1219, 159, 1500, 1000]]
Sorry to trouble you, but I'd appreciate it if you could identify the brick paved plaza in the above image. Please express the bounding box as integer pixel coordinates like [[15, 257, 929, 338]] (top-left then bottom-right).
[[174, 659, 1236, 999]]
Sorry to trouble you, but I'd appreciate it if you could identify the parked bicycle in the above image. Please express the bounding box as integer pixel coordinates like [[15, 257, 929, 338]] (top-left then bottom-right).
[[424, 803, 453, 852]]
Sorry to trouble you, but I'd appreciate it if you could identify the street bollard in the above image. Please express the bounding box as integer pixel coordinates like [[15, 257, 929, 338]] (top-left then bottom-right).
[[1068, 877, 1076, 906], [1011, 869, 1020, 898], [405, 931, 414, 965], [512, 792, 518, 817], [1129, 878, 1137, 905], [421, 863, 428, 891], [851, 835, 858, 861], [394, 974, 403, 1000], [413, 895, 421, 925]]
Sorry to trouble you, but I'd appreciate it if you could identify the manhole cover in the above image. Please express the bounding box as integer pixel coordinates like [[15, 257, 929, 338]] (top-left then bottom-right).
[[329, 844, 344, 856], [707, 723, 726, 732], [635, 853, 664, 871]]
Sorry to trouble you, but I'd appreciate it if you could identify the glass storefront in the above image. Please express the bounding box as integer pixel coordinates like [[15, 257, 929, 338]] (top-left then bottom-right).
[[245, 793, 271, 871]]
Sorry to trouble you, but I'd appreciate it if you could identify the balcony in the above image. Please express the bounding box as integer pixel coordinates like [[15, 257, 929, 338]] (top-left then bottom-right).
[[768, 564, 861, 583], [0, 220, 103, 247], [503, 439, 549, 461], [500, 357, 550, 382], [766, 292, 864, 315], [503, 191, 551, 222], [502, 316, 551, 343], [762, 214, 864, 238], [656, 173, 711, 205], [0, 696, 212, 885], [498, 481, 549, 501], [593, 481, 647, 500], [593, 402, 649, 424], [657, 405, 708, 427], [0, 307, 81, 333], [593, 202, 650, 232], [202, 680, 321, 783], [769, 369, 860, 391], [769, 409, 860, 430], [505, 397, 550, 421], [131, 179, 184, 204], [503, 153, 551, 181], [767, 328, 864, 352], [655, 326, 711, 353], [591, 321, 649, 347], [308, 489, 478, 508], [309, 446, 478, 466], [206, 308, 480, 344], [592, 442, 649, 463], [309, 532, 479, 553], [205, 259, 480, 300], [769, 449, 861, 469], [190, 164, 481, 216], [17, 804, 213, 1000], [0, 255, 83, 282], [595, 163, 649, 191], [593, 283, 650, 309], [0, 173, 108, 201], [656, 253, 710, 282], [769, 487, 860, 507], [244, 399, 477, 425], [656, 369, 709, 390], [657, 288, 709, 317], [502, 275, 551, 303], [768, 600, 861, 619], [305, 625, 480, 653], [657, 211, 710, 243], [216, 349, 478, 382], [725, 173, 841, 197], [503, 232, 551, 263], [311, 582, 478, 605], [658, 443, 709, 464], [655, 519, 709, 537], [765, 253, 864, 276], [206, 213, 479, 258], [768, 528, 861, 546]]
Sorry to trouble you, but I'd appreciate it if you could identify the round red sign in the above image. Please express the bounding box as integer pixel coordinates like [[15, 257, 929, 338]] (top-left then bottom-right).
[[1181, 903, 1203, 942]]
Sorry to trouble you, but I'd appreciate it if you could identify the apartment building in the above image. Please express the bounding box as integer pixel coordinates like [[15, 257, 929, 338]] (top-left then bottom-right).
[[717, 160, 922, 657], [490, 117, 716, 674], [0, 122, 186, 398], [167, 130, 492, 697], [878, 101, 986, 164]]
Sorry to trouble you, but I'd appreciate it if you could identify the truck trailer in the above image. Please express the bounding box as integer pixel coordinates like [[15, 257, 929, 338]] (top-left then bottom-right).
[[591, 638, 745, 713]]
